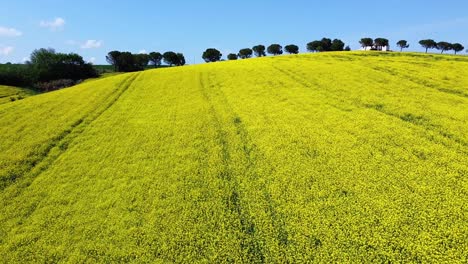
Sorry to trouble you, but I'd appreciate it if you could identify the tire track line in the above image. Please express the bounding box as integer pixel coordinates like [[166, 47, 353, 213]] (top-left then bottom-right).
[[1, 73, 141, 193]]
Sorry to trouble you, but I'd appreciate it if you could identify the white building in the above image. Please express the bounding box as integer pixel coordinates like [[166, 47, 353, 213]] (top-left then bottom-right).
[[361, 45, 390, 51]]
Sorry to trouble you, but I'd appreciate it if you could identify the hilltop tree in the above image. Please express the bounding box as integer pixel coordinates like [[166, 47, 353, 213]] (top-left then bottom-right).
[[238, 48, 253, 59], [331, 39, 345, 51], [267, 44, 283, 55], [106, 50, 151, 72], [306, 38, 341, 52], [284, 44, 299, 54], [396, 40, 409, 52], [162, 52, 185, 66], [202, 48, 222, 62], [374, 38, 389, 50], [227, 53, 238, 60], [344, 45, 351, 51], [436, 42, 452, 54], [419, 39, 437, 53], [163, 51, 179, 66], [359, 38, 373, 50], [117, 52, 138, 72], [252, 45, 266, 57], [149, 52, 163, 67], [106, 51, 122, 71], [307, 40, 323, 52], [452, 43, 464, 54], [320, 38, 332, 51], [176, 53, 186, 66], [135, 53, 150, 69]]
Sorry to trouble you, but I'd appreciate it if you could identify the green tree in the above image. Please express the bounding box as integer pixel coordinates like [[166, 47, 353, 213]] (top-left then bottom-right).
[[267, 44, 283, 55], [30, 48, 57, 71], [30, 48, 97, 81], [227, 53, 238, 60], [396, 40, 409, 52], [135, 54, 150, 69], [106, 51, 150, 72], [436, 42, 452, 54], [238, 48, 253, 59], [320, 38, 332, 51], [307, 38, 338, 52], [163, 51, 179, 66], [344, 45, 351, 51], [307, 41, 322, 52], [452, 43, 464, 55], [374, 38, 389, 50], [176, 53, 185, 66], [202, 48, 222, 62], [331, 39, 345, 51], [359, 38, 374, 50], [284, 44, 299, 54], [148, 52, 163, 67], [419, 39, 437, 53], [252, 45, 266, 57], [118, 52, 138, 72], [106, 51, 122, 71]]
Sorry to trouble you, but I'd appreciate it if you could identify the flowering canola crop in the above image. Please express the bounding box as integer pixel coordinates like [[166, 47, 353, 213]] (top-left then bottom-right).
[[0, 52, 467, 262]]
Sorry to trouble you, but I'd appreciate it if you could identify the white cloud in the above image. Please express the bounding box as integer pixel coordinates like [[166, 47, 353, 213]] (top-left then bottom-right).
[[88, 57, 96, 64], [81, 39, 102, 49], [40, 17, 65, 31], [138, 49, 147, 54], [0, 46, 14, 56], [22, 57, 29, 63], [0, 27, 22, 37]]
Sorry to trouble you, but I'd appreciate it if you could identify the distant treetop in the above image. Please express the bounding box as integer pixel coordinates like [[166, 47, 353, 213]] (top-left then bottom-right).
[[202, 48, 222, 62]]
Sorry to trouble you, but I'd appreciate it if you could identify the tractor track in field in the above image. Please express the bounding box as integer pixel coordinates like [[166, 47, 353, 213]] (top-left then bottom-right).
[[0, 73, 141, 194], [207, 73, 292, 251], [357, 64, 468, 150], [199, 72, 266, 263], [199, 71, 292, 262], [271, 63, 468, 153], [369, 64, 468, 98], [270, 64, 354, 113]]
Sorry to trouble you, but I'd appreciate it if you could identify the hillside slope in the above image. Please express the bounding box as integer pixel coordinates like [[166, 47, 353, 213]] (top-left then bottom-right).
[[0, 85, 37, 104], [0, 52, 467, 262]]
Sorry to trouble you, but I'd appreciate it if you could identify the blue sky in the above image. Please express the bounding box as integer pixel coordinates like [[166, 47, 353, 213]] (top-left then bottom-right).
[[1, 0, 467, 64]]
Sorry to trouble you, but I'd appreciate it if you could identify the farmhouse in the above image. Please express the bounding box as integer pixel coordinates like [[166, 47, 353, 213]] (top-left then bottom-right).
[[361, 45, 390, 51]]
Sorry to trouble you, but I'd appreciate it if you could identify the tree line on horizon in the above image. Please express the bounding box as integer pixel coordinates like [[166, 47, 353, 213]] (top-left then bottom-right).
[[359, 37, 464, 54], [202, 38, 352, 62], [105, 51, 185, 72], [0, 37, 465, 89], [202, 37, 466, 62], [417, 39, 465, 54]]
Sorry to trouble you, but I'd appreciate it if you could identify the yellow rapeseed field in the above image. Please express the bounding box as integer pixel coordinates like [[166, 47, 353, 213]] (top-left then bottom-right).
[[0, 52, 467, 263], [0, 85, 37, 104]]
